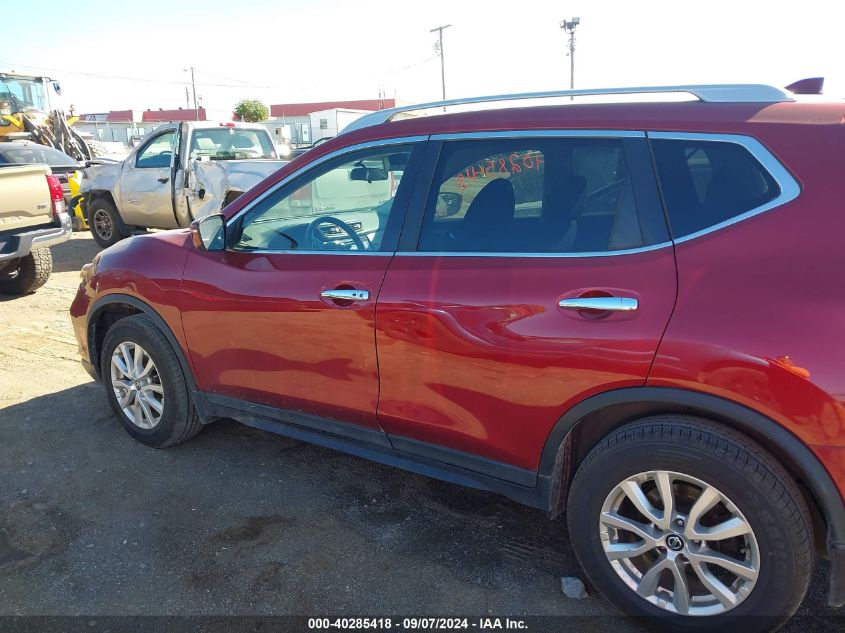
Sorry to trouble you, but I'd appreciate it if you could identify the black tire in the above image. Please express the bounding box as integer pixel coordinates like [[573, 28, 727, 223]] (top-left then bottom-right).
[[88, 198, 128, 248], [100, 314, 202, 447], [567, 416, 813, 633], [0, 249, 52, 295]]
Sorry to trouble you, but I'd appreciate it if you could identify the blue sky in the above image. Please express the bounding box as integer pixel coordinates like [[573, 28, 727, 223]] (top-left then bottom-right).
[[1, 0, 843, 113]]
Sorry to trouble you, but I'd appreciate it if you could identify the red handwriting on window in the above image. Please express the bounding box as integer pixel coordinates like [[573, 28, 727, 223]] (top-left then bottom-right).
[[455, 152, 543, 191]]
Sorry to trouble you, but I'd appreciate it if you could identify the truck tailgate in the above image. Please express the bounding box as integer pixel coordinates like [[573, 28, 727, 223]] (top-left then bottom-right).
[[0, 164, 51, 232]]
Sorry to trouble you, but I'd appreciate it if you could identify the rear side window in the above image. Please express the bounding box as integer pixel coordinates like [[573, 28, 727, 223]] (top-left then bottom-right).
[[651, 139, 780, 238], [191, 128, 276, 160], [418, 138, 651, 254]]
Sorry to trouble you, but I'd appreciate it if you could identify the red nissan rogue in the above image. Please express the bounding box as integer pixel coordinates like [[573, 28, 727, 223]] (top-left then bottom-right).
[[71, 83, 845, 631]]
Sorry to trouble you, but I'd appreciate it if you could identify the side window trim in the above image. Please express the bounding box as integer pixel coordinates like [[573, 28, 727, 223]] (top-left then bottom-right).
[[391, 129, 799, 257], [430, 130, 645, 141], [646, 131, 801, 244], [623, 137, 671, 247], [133, 129, 176, 169], [396, 140, 444, 252], [224, 136, 429, 254]]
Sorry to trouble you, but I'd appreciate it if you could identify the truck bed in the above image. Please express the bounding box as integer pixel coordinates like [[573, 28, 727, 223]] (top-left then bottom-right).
[[0, 164, 52, 233]]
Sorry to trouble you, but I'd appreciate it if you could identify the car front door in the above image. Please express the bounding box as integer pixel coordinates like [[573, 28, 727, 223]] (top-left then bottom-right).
[[118, 128, 178, 228], [180, 140, 423, 434], [374, 133, 678, 477]]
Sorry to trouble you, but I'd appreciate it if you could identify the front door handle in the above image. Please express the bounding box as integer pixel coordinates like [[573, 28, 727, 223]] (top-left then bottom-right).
[[158, 177, 169, 183], [559, 297, 638, 311], [321, 289, 370, 301]]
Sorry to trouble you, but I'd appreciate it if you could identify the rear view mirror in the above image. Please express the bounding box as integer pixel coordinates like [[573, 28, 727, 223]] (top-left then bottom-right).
[[349, 164, 388, 182], [436, 192, 463, 217], [191, 213, 226, 251]]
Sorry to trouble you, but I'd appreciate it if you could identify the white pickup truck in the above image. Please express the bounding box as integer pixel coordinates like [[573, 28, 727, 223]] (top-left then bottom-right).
[[80, 122, 288, 247]]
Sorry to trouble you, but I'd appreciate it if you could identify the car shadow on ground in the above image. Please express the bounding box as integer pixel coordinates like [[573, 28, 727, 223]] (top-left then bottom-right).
[[0, 384, 839, 630], [49, 233, 102, 274]]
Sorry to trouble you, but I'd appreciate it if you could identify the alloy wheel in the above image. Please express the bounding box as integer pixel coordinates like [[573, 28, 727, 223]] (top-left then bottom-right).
[[110, 341, 164, 429], [93, 208, 113, 241], [600, 470, 760, 616]]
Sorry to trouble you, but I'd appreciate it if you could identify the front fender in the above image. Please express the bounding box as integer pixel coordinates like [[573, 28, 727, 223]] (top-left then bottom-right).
[[80, 161, 121, 195], [76, 231, 193, 373]]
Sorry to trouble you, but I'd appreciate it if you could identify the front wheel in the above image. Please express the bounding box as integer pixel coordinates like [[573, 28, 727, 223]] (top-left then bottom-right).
[[567, 416, 813, 632], [88, 198, 128, 248], [100, 314, 202, 447]]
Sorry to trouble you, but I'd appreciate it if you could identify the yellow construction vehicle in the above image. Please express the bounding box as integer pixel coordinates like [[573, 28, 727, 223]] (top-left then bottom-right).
[[0, 72, 94, 161]]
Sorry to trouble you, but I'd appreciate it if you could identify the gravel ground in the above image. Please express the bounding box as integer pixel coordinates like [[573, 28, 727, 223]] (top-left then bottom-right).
[[0, 233, 840, 631]]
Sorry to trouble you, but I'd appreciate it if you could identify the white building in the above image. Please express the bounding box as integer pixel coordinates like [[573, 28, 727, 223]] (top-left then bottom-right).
[[263, 99, 397, 146]]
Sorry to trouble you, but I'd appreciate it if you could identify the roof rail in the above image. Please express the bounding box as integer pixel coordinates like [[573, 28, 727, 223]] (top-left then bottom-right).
[[342, 84, 793, 134]]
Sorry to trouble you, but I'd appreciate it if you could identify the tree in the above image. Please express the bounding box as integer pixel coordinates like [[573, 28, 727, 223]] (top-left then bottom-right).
[[234, 99, 269, 122]]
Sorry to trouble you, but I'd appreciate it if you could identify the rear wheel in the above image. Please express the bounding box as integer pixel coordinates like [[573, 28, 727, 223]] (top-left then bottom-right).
[[89, 198, 128, 248], [0, 249, 52, 295], [100, 314, 202, 447], [566, 416, 813, 632]]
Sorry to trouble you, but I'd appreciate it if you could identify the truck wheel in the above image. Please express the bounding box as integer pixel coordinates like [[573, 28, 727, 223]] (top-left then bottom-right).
[[0, 249, 53, 295], [100, 314, 202, 448], [566, 416, 813, 633], [89, 198, 128, 248]]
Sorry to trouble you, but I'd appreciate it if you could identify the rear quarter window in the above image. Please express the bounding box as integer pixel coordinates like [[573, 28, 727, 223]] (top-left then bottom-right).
[[651, 139, 781, 238]]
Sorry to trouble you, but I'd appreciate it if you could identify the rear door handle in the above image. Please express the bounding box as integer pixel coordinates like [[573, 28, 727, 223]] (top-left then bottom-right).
[[157, 177, 169, 183], [559, 297, 638, 311], [321, 289, 370, 301]]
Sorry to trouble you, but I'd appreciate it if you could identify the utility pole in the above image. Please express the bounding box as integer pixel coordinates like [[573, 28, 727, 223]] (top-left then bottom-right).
[[560, 17, 580, 99], [430, 24, 452, 104], [183, 66, 198, 119]]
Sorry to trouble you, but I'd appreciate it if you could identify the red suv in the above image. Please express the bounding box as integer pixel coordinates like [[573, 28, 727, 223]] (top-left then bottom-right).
[[71, 83, 844, 631]]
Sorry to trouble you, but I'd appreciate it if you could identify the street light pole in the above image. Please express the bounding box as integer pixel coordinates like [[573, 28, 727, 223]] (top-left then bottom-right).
[[430, 24, 452, 103], [560, 17, 580, 99]]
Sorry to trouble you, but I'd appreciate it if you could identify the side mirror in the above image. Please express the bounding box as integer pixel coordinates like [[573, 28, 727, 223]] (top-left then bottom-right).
[[436, 192, 463, 217], [191, 213, 226, 251]]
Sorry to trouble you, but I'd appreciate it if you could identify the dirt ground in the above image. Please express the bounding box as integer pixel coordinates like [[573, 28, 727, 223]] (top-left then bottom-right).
[[0, 232, 840, 631]]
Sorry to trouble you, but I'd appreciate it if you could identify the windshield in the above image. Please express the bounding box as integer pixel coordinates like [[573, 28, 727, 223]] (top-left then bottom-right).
[[190, 128, 276, 160], [0, 76, 47, 112], [0, 144, 79, 167]]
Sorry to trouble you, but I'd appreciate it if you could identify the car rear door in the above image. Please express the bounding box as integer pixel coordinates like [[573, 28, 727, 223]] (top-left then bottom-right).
[[374, 132, 677, 476], [180, 138, 424, 435]]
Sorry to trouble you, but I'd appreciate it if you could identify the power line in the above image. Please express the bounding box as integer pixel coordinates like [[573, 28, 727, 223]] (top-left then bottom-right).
[[0, 60, 282, 89], [381, 55, 439, 76], [2, 57, 443, 92]]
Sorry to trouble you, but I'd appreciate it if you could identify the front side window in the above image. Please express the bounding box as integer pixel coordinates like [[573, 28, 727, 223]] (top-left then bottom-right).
[[135, 131, 176, 168], [418, 138, 645, 253], [651, 139, 780, 238], [230, 145, 415, 252]]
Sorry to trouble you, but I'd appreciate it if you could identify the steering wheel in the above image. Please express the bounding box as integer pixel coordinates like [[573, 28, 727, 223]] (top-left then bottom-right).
[[305, 216, 367, 251]]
